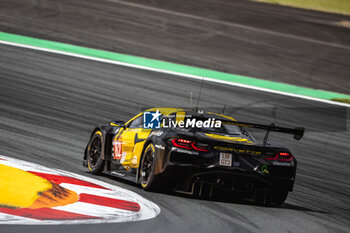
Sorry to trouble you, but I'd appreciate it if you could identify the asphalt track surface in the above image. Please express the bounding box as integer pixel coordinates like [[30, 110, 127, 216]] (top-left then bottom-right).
[[0, 44, 349, 233], [0, 0, 350, 232], [0, 0, 349, 94]]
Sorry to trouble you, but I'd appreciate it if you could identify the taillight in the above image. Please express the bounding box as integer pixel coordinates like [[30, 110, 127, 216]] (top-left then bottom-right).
[[171, 138, 192, 150], [191, 142, 208, 152], [171, 138, 208, 152], [277, 152, 293, 161], [264, 154, 279, 160], [264, 152, 293, 161], [178, 139, 191, 144]]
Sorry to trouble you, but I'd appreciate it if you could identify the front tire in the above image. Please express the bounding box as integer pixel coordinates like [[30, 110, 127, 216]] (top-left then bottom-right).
[[86, 130, 104, 174]]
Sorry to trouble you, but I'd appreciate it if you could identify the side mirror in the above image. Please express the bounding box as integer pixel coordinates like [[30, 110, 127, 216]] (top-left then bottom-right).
[[110, 121, 126, 129]]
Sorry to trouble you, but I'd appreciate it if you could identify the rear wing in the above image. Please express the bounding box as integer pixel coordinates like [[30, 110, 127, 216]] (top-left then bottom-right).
[[223, 120, 305, 143]]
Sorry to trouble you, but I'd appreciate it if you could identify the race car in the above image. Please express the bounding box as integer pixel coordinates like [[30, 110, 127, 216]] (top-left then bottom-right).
[[83, 108, 304, 206]]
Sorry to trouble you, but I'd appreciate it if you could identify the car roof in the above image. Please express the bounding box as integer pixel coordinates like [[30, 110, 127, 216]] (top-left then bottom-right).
[[144, 108, 236, 121], [144, 108, 187, 116]]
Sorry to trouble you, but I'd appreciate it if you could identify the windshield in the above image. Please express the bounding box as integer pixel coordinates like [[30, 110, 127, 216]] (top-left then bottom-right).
[[164, 114, 250, 137], [203, 123, 242, 135]]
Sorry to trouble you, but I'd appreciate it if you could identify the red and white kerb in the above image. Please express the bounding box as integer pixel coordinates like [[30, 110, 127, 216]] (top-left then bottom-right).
[[0, 155, 160, 225]]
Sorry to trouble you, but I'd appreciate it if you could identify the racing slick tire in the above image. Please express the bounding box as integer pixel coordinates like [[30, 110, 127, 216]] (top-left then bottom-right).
[[270, 188, 289, 206], [255, 188, 289, 206], [140, 143, 162, 191], [86, 130, 104, 175]]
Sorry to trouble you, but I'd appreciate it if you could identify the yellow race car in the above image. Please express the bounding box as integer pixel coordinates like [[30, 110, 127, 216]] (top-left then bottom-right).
[[83, 108, 304, 206]]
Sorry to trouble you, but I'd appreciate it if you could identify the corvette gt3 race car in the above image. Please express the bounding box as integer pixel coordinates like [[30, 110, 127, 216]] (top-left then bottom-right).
[[83, 108, 304, 206]]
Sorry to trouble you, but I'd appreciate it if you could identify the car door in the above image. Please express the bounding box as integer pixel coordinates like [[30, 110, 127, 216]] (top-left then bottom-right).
[[113, 114, 151, 170]]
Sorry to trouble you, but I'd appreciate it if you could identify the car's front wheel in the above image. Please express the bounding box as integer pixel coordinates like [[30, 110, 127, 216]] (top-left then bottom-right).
[[86, 130, 104, 174]]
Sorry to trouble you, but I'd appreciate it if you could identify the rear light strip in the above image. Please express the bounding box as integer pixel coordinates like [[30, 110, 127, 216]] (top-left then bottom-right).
[[171, 138, 191, 150], [264, 152, 293, 161], [191, 142, 208, 151], [171, 138, 208, 152]]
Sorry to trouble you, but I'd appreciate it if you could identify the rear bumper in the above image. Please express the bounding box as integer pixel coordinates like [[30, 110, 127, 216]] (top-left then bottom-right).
[[158, 163, 295, 193]]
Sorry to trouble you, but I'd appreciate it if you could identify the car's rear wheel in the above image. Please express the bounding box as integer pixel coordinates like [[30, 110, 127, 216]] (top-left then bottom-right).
[[87, 130, 104, 174], [270, 188, 289, 206], [255, 188, 289, 206], [140, 143, 161, 191]]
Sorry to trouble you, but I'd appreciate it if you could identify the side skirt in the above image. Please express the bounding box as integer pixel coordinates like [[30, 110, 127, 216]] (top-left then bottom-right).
[[102, 170, 137, 183]]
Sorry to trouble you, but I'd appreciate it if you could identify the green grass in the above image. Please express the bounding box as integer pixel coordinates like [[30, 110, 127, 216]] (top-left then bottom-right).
[[254, 0, 350, 15], [1, 31, 350, 103], [331, 98, 350, 104]]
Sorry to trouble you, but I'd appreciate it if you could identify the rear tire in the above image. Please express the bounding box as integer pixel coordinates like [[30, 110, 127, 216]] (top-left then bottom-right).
[[255, 188, 289, 206], [270, 188, 289, 206], [140, 143, 161, 191], [86, 130, 104, 174]]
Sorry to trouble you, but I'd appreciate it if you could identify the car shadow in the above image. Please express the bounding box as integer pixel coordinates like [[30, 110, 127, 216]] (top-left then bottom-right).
[[163, 190, 329, 214], [84, 171, 329, 214], [278, 203, 329, 213]]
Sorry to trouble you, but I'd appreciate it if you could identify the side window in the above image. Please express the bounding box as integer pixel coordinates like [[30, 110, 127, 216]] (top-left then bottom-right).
[[128, 116, 143, 128]]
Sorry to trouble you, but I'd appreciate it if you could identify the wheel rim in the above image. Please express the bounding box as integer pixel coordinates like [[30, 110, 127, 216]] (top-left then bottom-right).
[[89, 136, 101, 167], [141, 149, 154, 184]]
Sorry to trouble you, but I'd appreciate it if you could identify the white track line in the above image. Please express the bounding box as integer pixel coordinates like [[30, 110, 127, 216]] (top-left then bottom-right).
[[53, 202, 136, 217], [0, 213, 41, 224], [0, 40, 349, 108]]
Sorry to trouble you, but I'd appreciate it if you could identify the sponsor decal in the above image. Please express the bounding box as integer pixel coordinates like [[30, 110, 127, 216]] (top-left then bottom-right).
[[120, 152, 127, 163], [110, 171, 125, 177], [131, 156, 138, 166], [174, 148, 199, 155], [154, 144, 165, 150], [261, 164, 269, 174], [0, 155, 160, 225], [143, 110, 161, 129], [149, 130, 163, 137], [214, 146, 261, 155]]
